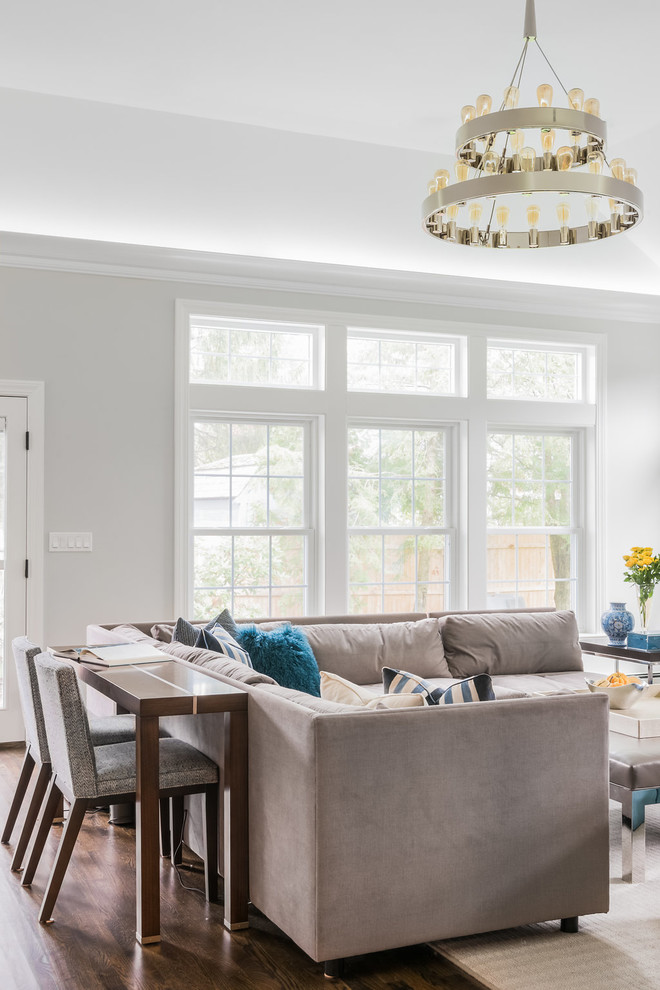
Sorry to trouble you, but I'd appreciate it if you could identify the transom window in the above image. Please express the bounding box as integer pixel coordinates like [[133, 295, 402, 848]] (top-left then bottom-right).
[[190, 316, 321, 389], [347, 329, 457, 395], [192, 419, 310, 618], [487, 341, 583, 401], [347, 426, 450, 613], [487, 431, 577, 610]]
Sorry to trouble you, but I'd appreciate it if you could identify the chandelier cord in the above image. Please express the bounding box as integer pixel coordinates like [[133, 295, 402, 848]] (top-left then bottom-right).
[[484, 39, 530, 241], [533, 39, 571, 100]]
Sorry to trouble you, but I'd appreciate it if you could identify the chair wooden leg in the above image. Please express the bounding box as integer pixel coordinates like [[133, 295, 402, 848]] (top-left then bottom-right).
[[204, 784, 219, 903], [159, 798, 170, 858], [170, 795, 184, 866], [38, 799, 88, 924], [11, 762, 51, 872], [1, 748, 35, 844], [22, 780, 63, 886]]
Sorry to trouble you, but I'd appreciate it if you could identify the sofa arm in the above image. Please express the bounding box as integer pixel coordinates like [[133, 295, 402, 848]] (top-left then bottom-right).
[[249, 692, 609, 963]]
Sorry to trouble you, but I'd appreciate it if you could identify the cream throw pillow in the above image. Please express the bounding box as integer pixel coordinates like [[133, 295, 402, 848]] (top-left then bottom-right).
[[320, 671, 424, 709]]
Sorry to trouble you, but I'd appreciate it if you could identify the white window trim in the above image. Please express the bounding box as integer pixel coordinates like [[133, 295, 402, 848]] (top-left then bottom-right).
[[175, 299, 605, 630]]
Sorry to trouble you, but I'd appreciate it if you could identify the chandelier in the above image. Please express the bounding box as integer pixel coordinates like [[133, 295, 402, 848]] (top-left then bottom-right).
[[422, 0, 643, 249]]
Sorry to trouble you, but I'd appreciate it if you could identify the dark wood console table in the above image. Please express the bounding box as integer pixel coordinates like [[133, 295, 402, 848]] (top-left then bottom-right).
[[73, 657, 248, 945]]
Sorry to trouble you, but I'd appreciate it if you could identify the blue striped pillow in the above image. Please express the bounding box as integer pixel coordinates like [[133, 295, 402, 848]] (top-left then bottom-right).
[[438, 673, 495, 704], [196, 626, 252, 667], [382, 667, 444, 705]]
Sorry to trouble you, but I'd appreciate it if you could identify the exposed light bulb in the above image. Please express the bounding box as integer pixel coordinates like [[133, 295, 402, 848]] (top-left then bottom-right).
[[541, 130, 556, 153], [527, 203, 541, 247], [537, 84, 553, 107], [434, 169, 450, 189], [495, 204, 510, 247], [587, 151, 604, 175], [556, 146, 574, 171], [482, 151, 500, 174], [476, 94, 492, 116], [455, 161, 470, 182], [556, 201, 571, 226], [610, 158, 626, 181], [584, 97, 600, 117], [527, 204, 541, 228], [585, 196, 601, 220], [568, 88, 584, 111], [510, 130, 525, 154], [427, 179, 438, 196], [609, 198, 622, 215], [468, 202, 483, 225], [447, 204, 460, 220], [496, 205, 510, 229], [461, 105, 476, 124], [503, 86, 519, 109], [624, 167, 638, 186], [520, 146, 536, 171]]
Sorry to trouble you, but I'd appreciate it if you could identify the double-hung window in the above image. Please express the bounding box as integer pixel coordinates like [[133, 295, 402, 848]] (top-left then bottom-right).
[[193, 417, 312, 618], [347, 425, 451, 613]]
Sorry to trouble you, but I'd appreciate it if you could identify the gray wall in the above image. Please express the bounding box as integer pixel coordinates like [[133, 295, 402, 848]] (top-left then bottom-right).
[[1, 261, 658, 643]]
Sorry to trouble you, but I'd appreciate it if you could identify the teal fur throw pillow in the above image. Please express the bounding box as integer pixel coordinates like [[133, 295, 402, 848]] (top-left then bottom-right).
[[235, 623, 321, 697]]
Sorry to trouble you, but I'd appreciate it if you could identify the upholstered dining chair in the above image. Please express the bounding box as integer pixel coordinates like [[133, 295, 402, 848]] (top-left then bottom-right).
[[2, 638, 138, 873], [28, 653, 219, 923]]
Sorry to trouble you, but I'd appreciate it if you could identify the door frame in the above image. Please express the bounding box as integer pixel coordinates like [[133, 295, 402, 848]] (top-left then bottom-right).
[[0, 380, 44, 653]]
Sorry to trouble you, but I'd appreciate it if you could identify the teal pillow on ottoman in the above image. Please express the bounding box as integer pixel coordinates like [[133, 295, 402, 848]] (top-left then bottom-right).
[[235, 623, 321, 697]]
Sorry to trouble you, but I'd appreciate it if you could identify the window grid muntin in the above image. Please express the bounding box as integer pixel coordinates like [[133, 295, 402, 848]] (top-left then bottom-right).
[[190, 316, 321, 389], [487, 341, 584, 402], [347, 328, 457, 396]]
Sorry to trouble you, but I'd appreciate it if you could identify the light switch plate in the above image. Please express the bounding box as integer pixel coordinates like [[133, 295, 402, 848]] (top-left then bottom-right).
[[49, 532, 93, 552]]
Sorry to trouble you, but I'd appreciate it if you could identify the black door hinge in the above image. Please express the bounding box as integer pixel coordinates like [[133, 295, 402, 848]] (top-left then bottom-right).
[[24, 559, 29, 579], [25, 431, 30, 450]]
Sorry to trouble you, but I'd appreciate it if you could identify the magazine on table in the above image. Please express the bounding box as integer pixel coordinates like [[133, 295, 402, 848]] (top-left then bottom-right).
[[47, 643, 169, 666]]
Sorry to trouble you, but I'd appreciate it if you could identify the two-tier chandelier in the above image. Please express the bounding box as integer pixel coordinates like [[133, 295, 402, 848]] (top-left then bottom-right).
[[422, 0, 643, 249]]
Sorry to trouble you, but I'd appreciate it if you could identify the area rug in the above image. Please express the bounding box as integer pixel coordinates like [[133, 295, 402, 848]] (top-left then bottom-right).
[[430, 804, 660, 990]]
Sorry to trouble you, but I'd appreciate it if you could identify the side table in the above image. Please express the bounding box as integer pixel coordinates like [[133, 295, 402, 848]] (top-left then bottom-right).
[[580, 637, 660, 685]]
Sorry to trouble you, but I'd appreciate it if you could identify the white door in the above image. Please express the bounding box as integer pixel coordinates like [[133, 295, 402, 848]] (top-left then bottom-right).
[[0, 396, 28, 743]]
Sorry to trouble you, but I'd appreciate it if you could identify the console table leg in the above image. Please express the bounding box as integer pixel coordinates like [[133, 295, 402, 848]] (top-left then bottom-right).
[[622, 814, 645, 883], [223, 709, 248, 931]]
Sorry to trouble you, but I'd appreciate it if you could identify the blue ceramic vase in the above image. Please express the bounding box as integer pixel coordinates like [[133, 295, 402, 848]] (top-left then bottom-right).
[[600, 602, 634, 646]]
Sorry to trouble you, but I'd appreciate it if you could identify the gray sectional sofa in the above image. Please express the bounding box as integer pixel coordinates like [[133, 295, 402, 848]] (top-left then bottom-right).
[[86, 608, 610, 975]]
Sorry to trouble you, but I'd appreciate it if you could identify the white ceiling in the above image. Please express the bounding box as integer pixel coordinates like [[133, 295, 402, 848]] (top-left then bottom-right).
[[1, 0, 659, 295]]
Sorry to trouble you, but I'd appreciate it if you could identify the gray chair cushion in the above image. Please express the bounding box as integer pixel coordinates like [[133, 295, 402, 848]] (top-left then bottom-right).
[[95, 738, 219, 796], [609, 735, 660, 790]]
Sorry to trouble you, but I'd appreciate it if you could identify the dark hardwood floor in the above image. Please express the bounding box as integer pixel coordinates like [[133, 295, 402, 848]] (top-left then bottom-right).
[[0, 745, 483, 990]]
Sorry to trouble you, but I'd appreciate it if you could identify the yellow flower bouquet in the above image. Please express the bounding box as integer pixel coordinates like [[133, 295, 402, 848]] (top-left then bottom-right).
[[623, 546, 660, 632]]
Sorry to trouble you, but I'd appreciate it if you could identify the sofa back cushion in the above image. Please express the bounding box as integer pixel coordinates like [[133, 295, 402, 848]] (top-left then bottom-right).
[[161, 640, 277, 686], [300, 618, 451, 685], [441, 609, 582, 678]]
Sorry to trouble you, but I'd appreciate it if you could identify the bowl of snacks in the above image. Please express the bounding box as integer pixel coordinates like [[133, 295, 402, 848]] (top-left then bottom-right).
[[586, 672, 646, 709]]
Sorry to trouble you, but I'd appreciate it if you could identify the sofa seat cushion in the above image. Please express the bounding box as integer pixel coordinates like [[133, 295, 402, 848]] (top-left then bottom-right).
[[161, 641, 277, 685], [320, 671, 424, 709], [441, 610, 582, 678], [301, 618, 452, 685]]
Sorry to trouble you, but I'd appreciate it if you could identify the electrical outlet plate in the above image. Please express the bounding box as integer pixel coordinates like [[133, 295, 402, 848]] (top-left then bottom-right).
[[49, 532, 93, 552]]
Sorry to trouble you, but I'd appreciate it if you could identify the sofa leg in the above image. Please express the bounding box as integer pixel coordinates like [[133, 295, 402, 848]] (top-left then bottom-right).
[[560, 916, 579, 933], [324, 959, 345, 980]]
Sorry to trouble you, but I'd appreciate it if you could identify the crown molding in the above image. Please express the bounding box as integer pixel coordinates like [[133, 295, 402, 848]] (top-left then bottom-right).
[[1, 230, 659, 324]]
